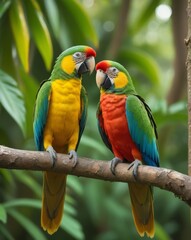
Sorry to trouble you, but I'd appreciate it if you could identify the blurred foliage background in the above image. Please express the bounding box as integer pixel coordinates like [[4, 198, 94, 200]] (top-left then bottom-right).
[[0, 0, 189, 239]]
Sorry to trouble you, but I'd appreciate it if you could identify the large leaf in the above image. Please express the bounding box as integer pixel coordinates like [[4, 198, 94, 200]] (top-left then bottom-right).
[[0, 204, 7, 223], [154, 101, 187, 127], [3, 199, 41, 209], [0, 17, 15, 77], [0, 70, 26, 134], [8, 209, 46, 240], [130, 0, 162, 34], [25, 0, 53, 70], [12, 171, 41, 197], [58, 0, 98, 48], [155, 221, 171, 240], [9, 0, 29, 72], [19, 69, 39, 137], [0, 224, 14, 240], [118, 48, 161, 86], [67, 176, 83, 196], [44, 0, 60, 40], [0, 0, 11, 18], [61, 214, 85, 240]]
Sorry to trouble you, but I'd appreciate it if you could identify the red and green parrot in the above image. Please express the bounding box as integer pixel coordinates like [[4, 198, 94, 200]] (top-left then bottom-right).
[[95, 60, 159, 238], [33, 45, 96, 234]]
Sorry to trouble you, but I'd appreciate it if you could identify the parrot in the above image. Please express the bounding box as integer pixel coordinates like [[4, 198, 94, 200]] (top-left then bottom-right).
[[33, 45, 96, 235], [95, 60, 159, 238]]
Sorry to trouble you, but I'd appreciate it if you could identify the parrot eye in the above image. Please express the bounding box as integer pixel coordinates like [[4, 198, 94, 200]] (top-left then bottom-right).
[[108, 67, 119, 77], [73, 52, 82, 58], [111, 67, 118, 73]]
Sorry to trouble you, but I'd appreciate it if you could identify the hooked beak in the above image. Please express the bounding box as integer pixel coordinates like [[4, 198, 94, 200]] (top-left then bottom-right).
[[96, 69, 112, 90], [77, 56, 95, 75]]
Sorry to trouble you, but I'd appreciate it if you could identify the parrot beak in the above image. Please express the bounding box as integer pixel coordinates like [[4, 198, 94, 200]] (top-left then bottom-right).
[[96, 69, 113, 90], [77, 56, 95, 75]]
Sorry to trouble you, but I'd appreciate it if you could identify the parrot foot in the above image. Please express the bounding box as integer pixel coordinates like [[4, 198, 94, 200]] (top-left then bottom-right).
[[69, 150, 78, 167], [110, 157, 123, 175], [47, 146, 57, 167], [128, 159, 142, 180]]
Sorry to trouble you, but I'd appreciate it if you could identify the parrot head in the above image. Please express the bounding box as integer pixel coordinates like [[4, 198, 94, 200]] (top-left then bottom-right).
[[50, 45, 96, 80], [96, 60, 135, 94]]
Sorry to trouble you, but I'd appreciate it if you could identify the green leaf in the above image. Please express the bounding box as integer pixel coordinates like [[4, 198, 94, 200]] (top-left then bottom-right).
[[130, 0, 162, 34], [25, 0, 53, 70], [0, 17, 16, 77], [61, 214, 85, 240], [58, 0, 98, 47], [0, 0, 11, 18], [154, 101, 187, 127], [0, 204, 7, 223], [0, 224, 14, 240], [44, 0, 60, 39], [155, 221, 171, 240], [118, 48, 161, 86], [0, 70, 26, 134], [12, 170, 41, 197], [3, 198, 41, 209], [67, 176, 83, 196], [19, 69, 39, 137], [9, 0, 29, 72], [3, 198, 82, 239], [64, 201, 77, 216], [8, 209, 46, 240]]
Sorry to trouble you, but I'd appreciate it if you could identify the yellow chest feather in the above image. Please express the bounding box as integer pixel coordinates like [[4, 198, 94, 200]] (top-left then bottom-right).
[[44, 79, 82, 151]]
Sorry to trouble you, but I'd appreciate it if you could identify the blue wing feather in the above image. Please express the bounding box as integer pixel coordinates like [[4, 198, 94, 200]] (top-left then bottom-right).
[[125, 95, 159, 167], [33, 81, 51, 151]]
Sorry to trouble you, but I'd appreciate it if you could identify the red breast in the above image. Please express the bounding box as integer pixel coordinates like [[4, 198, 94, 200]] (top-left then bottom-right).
[[100, 94, 142, 162]]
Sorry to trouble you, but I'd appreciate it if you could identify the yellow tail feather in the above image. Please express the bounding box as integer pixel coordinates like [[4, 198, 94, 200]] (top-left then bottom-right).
[[41, 171, 67, 235], [128, 182, 155, 238]]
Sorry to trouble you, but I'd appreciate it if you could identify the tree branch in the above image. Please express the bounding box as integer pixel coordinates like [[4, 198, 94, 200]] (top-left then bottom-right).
[[106, 0, 131, 59], [0, 145, 191, 206], [186, 0, 191, 177], [167, 0, 187, 105]]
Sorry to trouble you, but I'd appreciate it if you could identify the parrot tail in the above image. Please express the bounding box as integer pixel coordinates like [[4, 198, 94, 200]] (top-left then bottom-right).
[[128, 182, 154, 238], [41, 171, 67, 235]]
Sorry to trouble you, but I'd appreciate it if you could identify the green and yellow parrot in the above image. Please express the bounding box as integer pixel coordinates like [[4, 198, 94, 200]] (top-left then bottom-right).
[[96, 60, 159, 238], [33, 45, 96, 234]]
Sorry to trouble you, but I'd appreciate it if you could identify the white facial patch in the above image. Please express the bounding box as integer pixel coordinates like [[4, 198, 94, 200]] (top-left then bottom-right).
[[86, 56, 95, 74], [96, 69, 106, 88]]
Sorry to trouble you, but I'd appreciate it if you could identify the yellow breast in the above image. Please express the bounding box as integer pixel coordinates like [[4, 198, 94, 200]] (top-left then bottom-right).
[[43, 79, 82, 153]]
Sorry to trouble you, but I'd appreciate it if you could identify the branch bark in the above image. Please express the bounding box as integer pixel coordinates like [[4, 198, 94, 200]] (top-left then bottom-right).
[[106, 0, 131, 59], [0, 145, 191, 206], [186, 0, 191, 177], [167, 0, 187, 105]]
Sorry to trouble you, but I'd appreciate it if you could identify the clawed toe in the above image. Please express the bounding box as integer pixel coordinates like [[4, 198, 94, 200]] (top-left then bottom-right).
[[46, 146, 57, 167], [128, 159, 142, 179], [110, 157, 123, 175], [69, 150, 78, 167]]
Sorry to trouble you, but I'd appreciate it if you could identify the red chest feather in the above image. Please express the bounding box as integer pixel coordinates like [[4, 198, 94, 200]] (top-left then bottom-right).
[[100, 94, 142, 162]]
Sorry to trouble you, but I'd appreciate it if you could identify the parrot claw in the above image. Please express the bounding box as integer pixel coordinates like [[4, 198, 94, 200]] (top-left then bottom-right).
[[69, 150, 78, 167], [128, 159, 142, 180], [110, 157, 123, 175], [46, 146, 57, 167]]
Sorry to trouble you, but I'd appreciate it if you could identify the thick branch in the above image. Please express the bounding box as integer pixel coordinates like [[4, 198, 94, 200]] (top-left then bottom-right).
[[187, 0, 191, 176], [0, 145, 191, 206], [167, 0, 187, 105], [106, 0, 131, 59]]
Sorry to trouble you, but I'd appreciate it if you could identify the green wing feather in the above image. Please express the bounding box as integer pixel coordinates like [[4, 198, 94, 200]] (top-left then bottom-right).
[[76, 86, 88, 150], [33, 80, 51, 151], [125, 95, 159, 167]]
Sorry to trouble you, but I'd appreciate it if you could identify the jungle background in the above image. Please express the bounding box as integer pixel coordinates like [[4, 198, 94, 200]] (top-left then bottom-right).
[[0, 0, 189, 239]]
